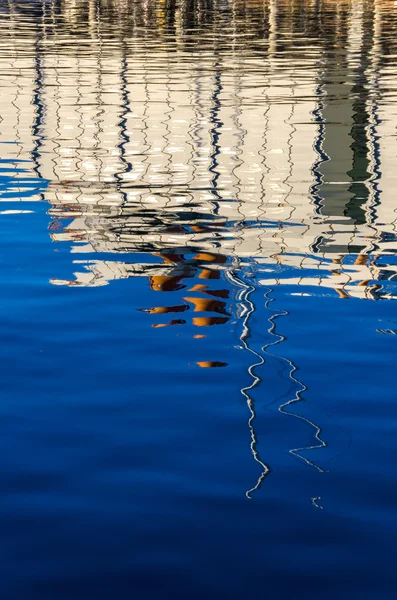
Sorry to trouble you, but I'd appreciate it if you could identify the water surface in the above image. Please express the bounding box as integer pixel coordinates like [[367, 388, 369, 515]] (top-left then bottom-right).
[[1, 0, 397, 598]]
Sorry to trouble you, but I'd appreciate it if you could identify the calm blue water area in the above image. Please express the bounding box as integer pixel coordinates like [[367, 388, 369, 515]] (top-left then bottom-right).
[[2, 189, 397, 598], [0, 1, 397, 598]]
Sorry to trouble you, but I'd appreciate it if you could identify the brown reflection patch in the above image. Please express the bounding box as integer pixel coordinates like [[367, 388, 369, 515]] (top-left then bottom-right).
[[48, 220, 63, 231], [336, 288, 350, 299], [194, 252, 226, 264], [355, 254, 368, 266], [152, 319, 186, 328], [184, 297, 230, 315], [204, 289, 229, 299], [197, 361, 228, 368], [144, 305, 189, 315], [193, 317, 228, 327], [198, 268, 219, 280], [194, 335, 206, 339], [149, 275, 185, 292], [189, 284, 208, 292]]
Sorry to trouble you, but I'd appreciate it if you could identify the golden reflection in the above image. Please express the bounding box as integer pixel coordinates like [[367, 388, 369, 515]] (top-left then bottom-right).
[[197, 361, 228, 368], [183, 297, 230, 316]]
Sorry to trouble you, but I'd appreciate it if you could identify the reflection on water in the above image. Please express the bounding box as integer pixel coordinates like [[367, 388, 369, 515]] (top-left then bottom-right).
[[4, 0, 396, 462], [3, 1, 397, 295], [1, 0, 397, 597]]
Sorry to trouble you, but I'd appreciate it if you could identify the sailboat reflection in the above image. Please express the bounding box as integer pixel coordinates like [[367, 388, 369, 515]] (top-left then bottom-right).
[[2, 0, 397, 496]]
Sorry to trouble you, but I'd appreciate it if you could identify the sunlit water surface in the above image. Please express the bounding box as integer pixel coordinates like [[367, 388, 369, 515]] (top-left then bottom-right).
[[1, 0, 397, 598]]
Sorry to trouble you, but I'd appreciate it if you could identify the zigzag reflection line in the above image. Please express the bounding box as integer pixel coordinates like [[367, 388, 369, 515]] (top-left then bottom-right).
[[262, 289, 327, 473], [226, 269, 271, 499]]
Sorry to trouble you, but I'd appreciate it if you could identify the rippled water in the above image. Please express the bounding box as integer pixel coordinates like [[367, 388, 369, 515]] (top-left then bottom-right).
[[1, 0, 397, 597]]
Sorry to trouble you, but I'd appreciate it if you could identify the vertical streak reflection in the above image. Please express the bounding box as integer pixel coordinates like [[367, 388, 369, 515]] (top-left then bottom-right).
[[262, 289, 327, 473], [226, 270, 271, 498]]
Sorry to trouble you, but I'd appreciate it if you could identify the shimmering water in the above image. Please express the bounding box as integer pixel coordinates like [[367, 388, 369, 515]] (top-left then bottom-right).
[[1, 0, 397, 597]]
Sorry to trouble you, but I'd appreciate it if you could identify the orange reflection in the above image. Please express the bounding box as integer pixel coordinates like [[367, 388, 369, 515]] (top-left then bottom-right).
[[184, 297, 230, 316], [145, 305, 188, 315], [198, 269, 219, 280], [149, 275, 186, 292], [193, 317, 228, 326], [355, 254, 368, 266], [142, 248, 231, 365], [189, 284, 208, 292], [152, 319, 186, 328], [193, 252, 227, 264], [197, 361, 228, 368]]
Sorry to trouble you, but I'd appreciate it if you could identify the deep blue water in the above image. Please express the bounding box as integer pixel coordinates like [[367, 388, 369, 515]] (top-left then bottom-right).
[[1, 1, 397, 598]]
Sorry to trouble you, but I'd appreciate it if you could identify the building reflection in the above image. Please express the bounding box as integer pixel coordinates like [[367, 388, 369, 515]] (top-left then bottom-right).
[[2, 0, 396, 297]]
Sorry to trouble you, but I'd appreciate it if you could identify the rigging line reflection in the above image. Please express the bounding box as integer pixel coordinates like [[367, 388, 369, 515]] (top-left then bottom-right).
[[93, 1, 106, 188], [226, 269, 271, 499], [365, 0, 382, 244], [32, 29, 45, 182], [113, 38, 131, 215], [310, 77, 328, 222], [262, 288, 327, 473], [209, 58, 224, 213]]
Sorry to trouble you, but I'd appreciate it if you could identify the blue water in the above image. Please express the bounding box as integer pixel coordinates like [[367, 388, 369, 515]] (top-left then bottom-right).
[[1, 0, 397, 598]]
